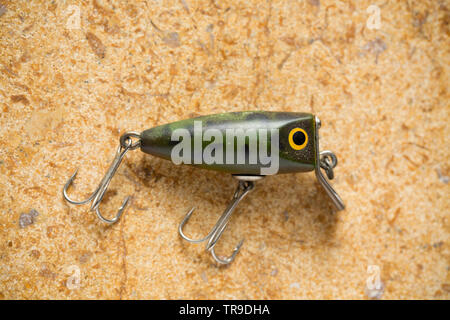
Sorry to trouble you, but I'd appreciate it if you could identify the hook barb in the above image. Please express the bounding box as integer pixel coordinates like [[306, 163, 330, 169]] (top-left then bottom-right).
[[178, 178, 255, 265], [62, 132, 140, 224], [94, 195, 130, 224], [210, 239, 244, 265], [179, 207, 213, 243], [62, 169, 96, 205]]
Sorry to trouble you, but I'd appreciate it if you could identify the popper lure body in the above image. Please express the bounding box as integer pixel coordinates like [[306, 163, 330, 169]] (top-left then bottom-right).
[[63, 111, 344, 264]]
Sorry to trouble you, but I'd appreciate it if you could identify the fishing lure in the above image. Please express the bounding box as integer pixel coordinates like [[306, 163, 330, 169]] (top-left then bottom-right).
[[63, 111, 344, 264]]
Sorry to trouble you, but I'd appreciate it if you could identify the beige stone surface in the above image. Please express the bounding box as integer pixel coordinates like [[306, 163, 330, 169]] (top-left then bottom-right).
[[0, 0, 449, 299]]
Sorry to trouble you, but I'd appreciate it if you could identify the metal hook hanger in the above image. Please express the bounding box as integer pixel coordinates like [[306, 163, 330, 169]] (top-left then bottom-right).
[[62, 132, 141, 224], [179, 176, 261, 265], [314, 116, 345, 211]]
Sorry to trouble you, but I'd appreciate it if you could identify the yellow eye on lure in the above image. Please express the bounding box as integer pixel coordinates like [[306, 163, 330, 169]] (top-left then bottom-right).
[[63, 111, 344, 265], [288, 128, 308, 150]]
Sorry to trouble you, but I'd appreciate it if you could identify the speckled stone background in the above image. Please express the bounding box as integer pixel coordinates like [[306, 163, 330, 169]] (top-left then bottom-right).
[[0, 0, 448, 299]]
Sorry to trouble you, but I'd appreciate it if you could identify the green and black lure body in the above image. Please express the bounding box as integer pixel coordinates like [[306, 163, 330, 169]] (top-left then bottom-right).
[[141, 111, 316, 175], [63, 111, 344, 265]]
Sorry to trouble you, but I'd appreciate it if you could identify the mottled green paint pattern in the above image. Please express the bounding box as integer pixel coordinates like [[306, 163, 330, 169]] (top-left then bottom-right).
[[140, 111, 316, 175]]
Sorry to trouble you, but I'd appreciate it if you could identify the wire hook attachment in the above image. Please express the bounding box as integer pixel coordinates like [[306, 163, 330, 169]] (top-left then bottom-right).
[[62, 132, 141, 224], [179, 177, 258, 265], [314, 117, 345, 211]]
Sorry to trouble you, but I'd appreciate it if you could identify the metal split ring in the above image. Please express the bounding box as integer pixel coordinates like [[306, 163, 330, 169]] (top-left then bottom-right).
[[320, 150, 338, 180], [120, 132, 141, 151]]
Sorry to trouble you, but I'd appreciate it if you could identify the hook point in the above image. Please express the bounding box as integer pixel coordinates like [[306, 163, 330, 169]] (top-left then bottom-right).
[[94, 195, 130, 225], [63, 168, 95, 205]]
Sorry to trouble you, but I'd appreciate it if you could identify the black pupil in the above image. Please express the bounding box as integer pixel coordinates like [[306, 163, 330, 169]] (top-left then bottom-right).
[[293, 130, 306, 146]]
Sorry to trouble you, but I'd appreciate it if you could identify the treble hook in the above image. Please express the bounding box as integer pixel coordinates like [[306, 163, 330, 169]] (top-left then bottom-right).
[[179, 176, 259, 265], [62, 132, 141, 224]]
